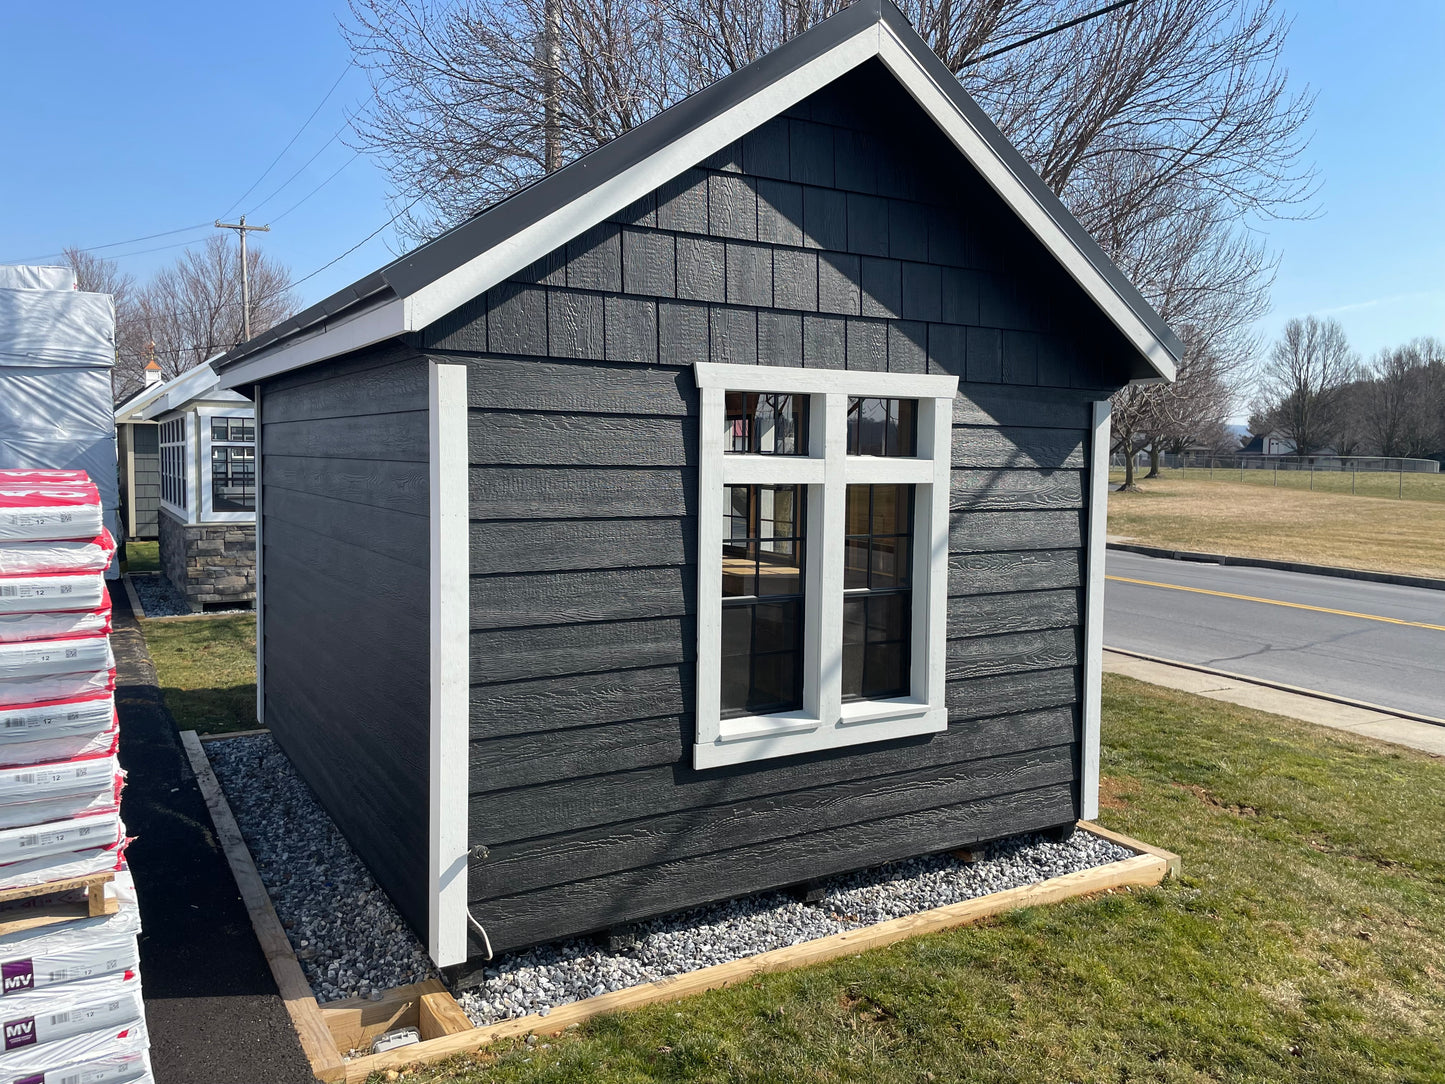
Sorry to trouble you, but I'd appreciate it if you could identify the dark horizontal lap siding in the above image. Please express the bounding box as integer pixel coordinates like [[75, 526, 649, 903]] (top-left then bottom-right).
[[258, 348, 432, 938], [443, 63, 1127, 956]]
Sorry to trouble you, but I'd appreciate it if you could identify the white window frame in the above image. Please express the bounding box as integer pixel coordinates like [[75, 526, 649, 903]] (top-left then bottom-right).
[[198, 405, 256, 524], [158, 414, 192, 520], [694, 363, 958, 769]]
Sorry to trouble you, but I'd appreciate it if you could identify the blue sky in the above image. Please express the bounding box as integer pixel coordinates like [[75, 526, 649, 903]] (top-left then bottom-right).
[[1, 1, 1440, 364]]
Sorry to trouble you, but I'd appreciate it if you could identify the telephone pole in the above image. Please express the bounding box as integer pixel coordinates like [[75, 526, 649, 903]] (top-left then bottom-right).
[[214, 215, 271, 342]]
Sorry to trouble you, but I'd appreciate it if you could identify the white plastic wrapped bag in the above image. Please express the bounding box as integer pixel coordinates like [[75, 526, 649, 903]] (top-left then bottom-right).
[[0, 970, 142, 1057], [0, 638, 113, 683], [0, 487, 104, 545], [0, 812, 121, 866], [0, 758, 120, 804], [0, 1024, 149, 1083], [0, 717, 119, 771], [0, 904, 140, 994], [0, 672, 114, 711], [0, 574, 106, 615], [0, 605, 111, 645], [0, 830, 125, 892], [0, 532, 115, 576], [0, 696, 114, 746]]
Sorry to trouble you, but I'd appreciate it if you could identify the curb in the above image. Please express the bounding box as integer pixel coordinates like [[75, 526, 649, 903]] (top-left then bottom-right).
[[1103, 646, 1445, 730], [1106, 542, 1445, 592]]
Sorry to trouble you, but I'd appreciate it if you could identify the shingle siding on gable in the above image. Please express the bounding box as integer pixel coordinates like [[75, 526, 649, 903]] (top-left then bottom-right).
[[417, 62, 1128, 959]]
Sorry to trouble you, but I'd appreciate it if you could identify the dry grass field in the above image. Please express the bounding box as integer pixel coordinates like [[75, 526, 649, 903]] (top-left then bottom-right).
[[1107, 476, 1445, 579]]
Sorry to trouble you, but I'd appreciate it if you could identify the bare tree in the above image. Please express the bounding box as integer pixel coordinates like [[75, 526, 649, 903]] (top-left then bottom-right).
[[344, 0, 1314, 242], [1257, 316, 1357, 457], [63, 246, 151, 399], [1362, 337, 1445, 459], [131, 235, 299, 380]]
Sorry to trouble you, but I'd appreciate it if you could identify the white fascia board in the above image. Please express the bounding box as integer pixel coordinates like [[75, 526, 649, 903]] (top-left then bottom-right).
[[875, 26, 1177, 384], [215, 298, 408, 390], [404, 28, 882, 330]]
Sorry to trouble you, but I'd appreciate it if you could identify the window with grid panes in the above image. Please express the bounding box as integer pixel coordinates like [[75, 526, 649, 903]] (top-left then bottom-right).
[[694, 365, 957, 769], [209, 415, 255, 512]]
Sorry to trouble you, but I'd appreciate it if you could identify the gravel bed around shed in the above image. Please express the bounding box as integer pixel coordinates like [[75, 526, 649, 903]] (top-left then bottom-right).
[[454, 830, 1132, 1026], [207, 733, 1134, 1018], [130, 573, 251, 617], [206, 734, 439, 1001]]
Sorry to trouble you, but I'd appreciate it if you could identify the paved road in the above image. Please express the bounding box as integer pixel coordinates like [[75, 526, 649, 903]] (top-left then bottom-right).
[[1104, 550, 1445, 721]]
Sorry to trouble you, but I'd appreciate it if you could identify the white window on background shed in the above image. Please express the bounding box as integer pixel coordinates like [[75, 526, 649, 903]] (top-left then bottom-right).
[[158, 417, 188, 515], [693, 363, 958, 769]]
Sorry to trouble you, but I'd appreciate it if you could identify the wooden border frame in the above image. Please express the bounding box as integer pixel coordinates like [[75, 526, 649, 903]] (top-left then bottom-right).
[[182, 727, 1180, 1083]]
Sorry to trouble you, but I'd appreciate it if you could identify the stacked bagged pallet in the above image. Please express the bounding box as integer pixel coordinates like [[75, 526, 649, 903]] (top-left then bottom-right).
[[0, 469, 151, 1082]]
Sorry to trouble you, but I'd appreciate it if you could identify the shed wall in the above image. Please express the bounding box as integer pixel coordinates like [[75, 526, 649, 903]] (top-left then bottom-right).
[[440, 62, 1128, 956], [258, 345, 432, 933], [130, 423, 160, 539]]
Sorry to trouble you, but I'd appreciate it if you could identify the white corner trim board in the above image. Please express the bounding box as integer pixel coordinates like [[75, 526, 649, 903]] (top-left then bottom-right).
[[428, 360, 470, 966], [1080, 399, 1112, 821], [254, 390, 265, 729], [693, 362, 957, 770]]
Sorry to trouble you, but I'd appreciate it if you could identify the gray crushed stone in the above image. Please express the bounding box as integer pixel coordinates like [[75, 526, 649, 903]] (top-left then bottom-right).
[[456, 831, 1132, 1026], [207, 733, 1134, 1019], [130, 573, 250, 617], [206, 734, 439, 1002]]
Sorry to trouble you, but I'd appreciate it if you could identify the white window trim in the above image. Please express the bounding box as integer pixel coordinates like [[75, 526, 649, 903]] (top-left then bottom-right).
[[694, 363, 958, 769], [158, 414, 193, 522], [197, 405, 256, 524]]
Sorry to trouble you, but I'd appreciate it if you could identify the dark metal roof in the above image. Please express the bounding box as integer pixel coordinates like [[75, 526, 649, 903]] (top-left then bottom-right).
[[216, 0, 1181, 374]]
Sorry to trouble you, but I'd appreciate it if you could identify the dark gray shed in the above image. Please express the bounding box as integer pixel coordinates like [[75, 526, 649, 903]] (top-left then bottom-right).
[[215, 0, 1178, 973]]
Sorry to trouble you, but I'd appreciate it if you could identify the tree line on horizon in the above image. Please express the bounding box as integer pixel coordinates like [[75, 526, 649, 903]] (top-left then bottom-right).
[[1249, 316, 1444, 463]]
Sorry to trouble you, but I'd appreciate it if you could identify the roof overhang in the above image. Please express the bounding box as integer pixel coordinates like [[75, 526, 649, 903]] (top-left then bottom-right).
[[218, 0, 1178, 391], [135, 360, 249, 420]]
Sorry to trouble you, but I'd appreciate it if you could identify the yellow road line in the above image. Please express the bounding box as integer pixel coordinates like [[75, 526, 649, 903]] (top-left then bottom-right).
[[1105, 575, 1445, 633]]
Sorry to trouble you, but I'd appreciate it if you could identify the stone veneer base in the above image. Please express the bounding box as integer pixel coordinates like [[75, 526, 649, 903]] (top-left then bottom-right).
[[158, 509, 256, 611]]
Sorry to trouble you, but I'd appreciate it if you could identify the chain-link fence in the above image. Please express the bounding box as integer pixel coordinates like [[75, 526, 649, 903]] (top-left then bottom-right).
[[1108, 453, 1445, 503]]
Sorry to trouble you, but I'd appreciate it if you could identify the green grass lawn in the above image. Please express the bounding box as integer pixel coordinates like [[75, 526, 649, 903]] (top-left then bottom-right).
[[122, 540, 160, 574], [142, 614, 258, 735], [389, 675, 1445, 1084]]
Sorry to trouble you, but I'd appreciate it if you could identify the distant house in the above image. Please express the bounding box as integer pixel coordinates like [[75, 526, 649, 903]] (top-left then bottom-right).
[[123, 361, 255, 610], [211, 0, 1179, 972], [1238, 431, 1297, 457]]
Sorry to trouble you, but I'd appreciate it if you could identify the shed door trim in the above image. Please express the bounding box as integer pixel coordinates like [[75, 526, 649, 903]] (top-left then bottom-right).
[[428, 359, 470, 966]]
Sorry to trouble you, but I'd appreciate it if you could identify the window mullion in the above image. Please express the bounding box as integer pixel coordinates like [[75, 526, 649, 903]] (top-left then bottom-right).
[[816, 392, 847, 730]]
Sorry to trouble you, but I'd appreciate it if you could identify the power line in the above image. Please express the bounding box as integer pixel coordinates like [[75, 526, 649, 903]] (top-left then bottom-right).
[[270, 153, 362, 224], [961, 0, 1140, 66], [244, 113, 358, 218], [4, 223, 214, 264], [219, 61, 355, 218], [9, 66, 355, 266]]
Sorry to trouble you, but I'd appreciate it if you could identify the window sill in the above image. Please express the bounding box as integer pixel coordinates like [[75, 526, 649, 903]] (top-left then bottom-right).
[[717, 711, 820, 743], [839, 696, 932, 727], [696, 704, 947, 769]]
